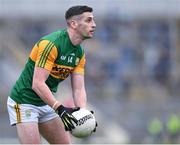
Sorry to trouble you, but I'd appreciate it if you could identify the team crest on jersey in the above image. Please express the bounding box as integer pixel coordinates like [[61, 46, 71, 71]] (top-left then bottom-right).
[[75, 57, 80, 65]]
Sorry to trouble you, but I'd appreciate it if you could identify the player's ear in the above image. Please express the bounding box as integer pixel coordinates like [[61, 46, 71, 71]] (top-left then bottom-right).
[[70, 20, 78, 29]]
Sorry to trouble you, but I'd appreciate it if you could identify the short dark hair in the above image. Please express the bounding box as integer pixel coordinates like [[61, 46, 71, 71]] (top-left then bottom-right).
[[65, 5, 93, 20]]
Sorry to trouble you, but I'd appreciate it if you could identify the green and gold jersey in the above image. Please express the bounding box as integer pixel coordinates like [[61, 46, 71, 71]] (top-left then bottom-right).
[[10, 29, 86, 106]]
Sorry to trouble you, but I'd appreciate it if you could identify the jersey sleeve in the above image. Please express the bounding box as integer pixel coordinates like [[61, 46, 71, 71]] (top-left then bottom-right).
[[35, 40, 58, 71], [73, 54, 86, 75]]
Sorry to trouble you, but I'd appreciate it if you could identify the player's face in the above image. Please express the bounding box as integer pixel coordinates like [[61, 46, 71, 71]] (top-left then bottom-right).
[[76, 12, 96, 39]]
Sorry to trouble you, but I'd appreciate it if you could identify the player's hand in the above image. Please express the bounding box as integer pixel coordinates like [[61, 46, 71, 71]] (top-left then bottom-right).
[[56, 105, 80, 131], [90, 110, 98, 132]]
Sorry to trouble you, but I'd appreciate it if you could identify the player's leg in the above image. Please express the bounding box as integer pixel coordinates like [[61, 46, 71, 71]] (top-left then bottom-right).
[[39, 116, 71, 144], [16, 122, 41, 144], [7, 97, 41, 144]]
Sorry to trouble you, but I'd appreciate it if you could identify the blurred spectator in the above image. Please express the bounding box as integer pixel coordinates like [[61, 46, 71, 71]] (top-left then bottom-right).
[[166, 113, 180, 143], [153, 48, 171, 87], [147, 117, 163, 143]]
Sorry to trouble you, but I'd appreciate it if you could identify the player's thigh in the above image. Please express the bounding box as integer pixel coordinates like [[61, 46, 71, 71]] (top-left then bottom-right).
[[16, 122, 41, 144], [39, 117, 71, 144]]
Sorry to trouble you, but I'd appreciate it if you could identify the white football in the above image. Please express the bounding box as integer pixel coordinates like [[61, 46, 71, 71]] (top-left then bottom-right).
[[71, 108, 96, 138]]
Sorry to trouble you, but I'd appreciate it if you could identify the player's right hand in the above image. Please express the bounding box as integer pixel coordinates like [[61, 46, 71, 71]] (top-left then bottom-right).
[[56, 105, 80, 131]]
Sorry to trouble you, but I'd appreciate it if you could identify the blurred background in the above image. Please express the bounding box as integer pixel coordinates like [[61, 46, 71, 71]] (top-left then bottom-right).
[[1, 0, 180, 144]]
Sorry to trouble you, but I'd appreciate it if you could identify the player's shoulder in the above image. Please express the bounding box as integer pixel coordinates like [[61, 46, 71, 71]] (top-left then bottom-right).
[[35, 29, 68, 50], [41, 29, 66, 41]]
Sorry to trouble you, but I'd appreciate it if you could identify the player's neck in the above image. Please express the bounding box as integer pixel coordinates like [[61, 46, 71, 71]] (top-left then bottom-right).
[[67, 28, 83, 46]]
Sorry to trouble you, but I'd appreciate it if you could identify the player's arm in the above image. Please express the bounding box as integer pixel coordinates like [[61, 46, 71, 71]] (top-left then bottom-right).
[[71, 73, 87, 108], [31, 40, 60, 109], [71, 54, 87, 108], [31, 40, 79, 131], [32, 67, 60, 109], [32, 67, 79, 131]]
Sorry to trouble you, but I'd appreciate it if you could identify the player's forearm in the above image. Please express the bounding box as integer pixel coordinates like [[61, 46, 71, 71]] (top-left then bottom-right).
[[32, 81, 61, 109], [73, 89, 87, 108]]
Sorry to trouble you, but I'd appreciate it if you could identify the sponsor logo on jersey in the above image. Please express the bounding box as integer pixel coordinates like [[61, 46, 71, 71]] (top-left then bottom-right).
[[60, 56, 66, 60], [51, 65, 73, 79]]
